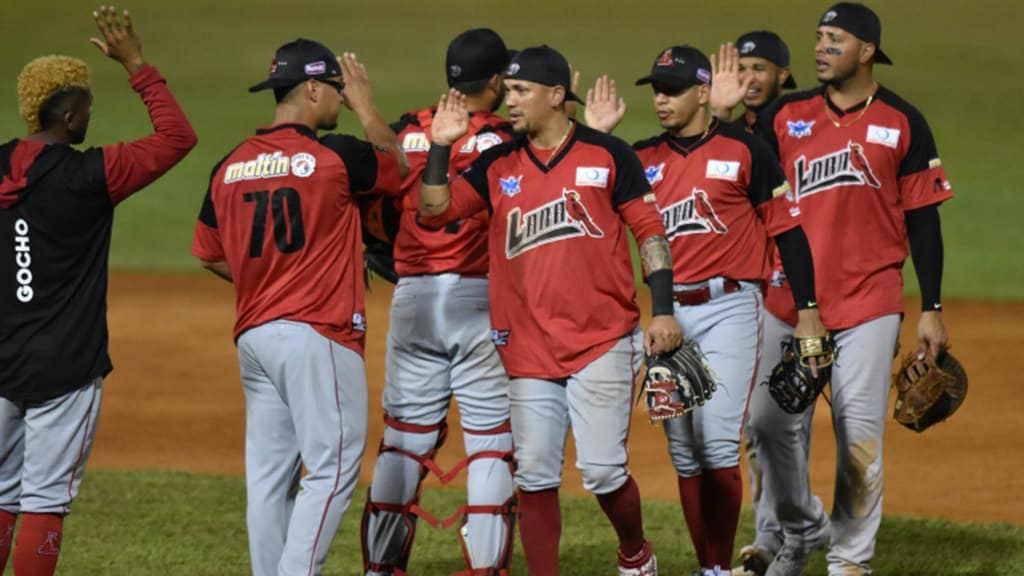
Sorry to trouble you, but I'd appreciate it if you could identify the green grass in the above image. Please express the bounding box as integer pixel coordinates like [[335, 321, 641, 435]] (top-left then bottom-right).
[[5, 469, 1018, 575], [2, 0, 1022, 298]]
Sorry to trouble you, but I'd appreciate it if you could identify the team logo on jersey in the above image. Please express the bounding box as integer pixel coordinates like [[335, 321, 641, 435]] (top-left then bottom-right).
[[575, 166, 610, 188], [793, 141, 882, 200], [505, 189, 603, 258], [659, 187, 728, 238], [476, 132, 504, 152], [402, 132, 430, 152], [490, 329, 510, 346], [787, 120, 815, 139], [291, 153, 316, 178], [351, 312, 367, 332], [866, 124, 900, 149], [499, 175, 523, 198], [645, 163, 665, 185], [706, 159, 741, 182], [224, 151, 306, 183]]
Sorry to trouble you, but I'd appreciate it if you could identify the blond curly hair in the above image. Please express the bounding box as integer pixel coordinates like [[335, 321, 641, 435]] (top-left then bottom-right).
[[17, 55, 91, 134]]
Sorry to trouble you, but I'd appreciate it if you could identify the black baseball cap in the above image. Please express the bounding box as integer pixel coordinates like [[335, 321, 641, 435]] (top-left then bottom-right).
[[504, 45, 583, 103], [446, 28, 513, 87], [736, 31, 798, 89], [635, 45, 712, 91], [249, 38, 342, 93], [818, 2, 893, 65]]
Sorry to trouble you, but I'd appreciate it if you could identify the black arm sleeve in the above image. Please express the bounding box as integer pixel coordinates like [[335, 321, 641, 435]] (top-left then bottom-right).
[[905, 204, 944, 311], [775, 226, 818, 310]]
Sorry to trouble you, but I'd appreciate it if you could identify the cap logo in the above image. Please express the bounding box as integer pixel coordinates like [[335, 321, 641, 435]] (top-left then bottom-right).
[[507, 62, 520, 76], [449, 64, 462, 78], [269, 56, 278, 73], [697, 68, 711, 83], [741, 41, 755, 54], [657, 49, 674, 66], [304, 61, 327, 75], [823, 10, 838, 22]]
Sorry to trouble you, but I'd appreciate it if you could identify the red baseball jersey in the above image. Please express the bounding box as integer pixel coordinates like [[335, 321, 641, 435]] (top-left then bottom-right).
[[391, 108, 513, 276], [192, 124, 401, 354], [758, 86, 954, 330], [446, 122, 654, 379], [634, 119, 798, 284]]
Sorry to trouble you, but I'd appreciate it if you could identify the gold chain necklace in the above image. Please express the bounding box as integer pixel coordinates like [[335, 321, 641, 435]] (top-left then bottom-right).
[[824, 85, 877, 128], [531, 121, 573, 165], [673, 116, 714, 151]]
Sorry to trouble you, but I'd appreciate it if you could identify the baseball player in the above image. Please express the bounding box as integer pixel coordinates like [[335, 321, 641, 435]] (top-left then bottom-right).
[[751, 3, 953, 575], [419, 45, 683, 576], [586, 44, 825, 576], [0, 7, 196, 575], [359, 28, 518, 576], [706, 31, 833, 576], [191, 40, 406, 576]]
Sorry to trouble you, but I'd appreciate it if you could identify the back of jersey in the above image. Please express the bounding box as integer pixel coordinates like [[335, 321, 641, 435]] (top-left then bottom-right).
[[194, 124, 368, 353]]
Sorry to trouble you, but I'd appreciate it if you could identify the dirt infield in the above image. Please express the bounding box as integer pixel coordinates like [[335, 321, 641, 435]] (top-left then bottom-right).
[[92, 272, 1023, 525]]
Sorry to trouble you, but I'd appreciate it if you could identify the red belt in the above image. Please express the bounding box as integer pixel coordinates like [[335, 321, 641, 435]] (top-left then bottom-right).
[[673, 279, 743, 306]]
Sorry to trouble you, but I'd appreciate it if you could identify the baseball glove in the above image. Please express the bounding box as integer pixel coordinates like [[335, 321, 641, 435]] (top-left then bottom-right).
[[892, 347, 967, 432], [359, 195, 402, 285], [638, 340, 717, 423], [767, 334, 837, 414]]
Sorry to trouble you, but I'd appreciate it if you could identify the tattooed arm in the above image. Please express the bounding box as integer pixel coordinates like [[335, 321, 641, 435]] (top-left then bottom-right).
[[639, 235, 673, 277]]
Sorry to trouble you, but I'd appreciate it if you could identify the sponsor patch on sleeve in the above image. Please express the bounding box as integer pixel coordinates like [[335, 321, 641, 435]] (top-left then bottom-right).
[[706, 160, 740, 181], [928, 157, 942, 169], [575, 166, 610, 187], [643, 192, 657, 204], [401, 132, 430, 152], [772, 181, 792, 199], [866, 125, 900, 148], [476, 132, 504, 152]]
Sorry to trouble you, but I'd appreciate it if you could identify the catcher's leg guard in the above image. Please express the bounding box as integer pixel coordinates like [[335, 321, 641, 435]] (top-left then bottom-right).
[[361, 415, 448, 575], [452, 421, 516, 576]]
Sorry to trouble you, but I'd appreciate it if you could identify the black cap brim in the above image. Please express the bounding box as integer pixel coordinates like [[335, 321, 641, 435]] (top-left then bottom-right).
[[634, 74, 698, 91], [249, 78, 302, 93], [566, 90, 583, 103], [782, 75, 797, 89], [874, 48, 893, 65]]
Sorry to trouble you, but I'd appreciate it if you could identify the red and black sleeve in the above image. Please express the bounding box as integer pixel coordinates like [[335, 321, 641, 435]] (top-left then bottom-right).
[[102, 66, 198, 205]]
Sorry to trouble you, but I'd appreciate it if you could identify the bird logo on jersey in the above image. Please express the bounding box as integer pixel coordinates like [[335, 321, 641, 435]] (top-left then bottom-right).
[[659, 187, 728, 238], [500, 175, 523, 198], [787, 120, 815, 139], [793, 140, 882, 200], [504, 189, 604, 259], [563, 188, 605, 238], [645, 163, 665, 185]]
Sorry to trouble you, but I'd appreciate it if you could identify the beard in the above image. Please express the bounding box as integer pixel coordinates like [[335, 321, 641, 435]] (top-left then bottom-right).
[[746, 83, 781, 113], [69, 125, 88, 145]]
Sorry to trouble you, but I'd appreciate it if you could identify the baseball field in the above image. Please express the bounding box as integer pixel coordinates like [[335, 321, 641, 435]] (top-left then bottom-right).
[[3, 0, 1024, 574]]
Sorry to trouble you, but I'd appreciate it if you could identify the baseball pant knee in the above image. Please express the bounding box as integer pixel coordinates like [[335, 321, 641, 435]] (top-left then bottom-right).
[[663, 417, 703, 477], [702, 437, 742, 471], [362, 415, 448, 574], [580, 463, 629, 496]]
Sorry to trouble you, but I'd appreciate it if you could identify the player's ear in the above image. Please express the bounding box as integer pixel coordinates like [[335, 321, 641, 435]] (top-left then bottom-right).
[[778, 68, 792, 89], [860, 42, 877, 65], [550, 85, 566, 109], [697, 84, 711, 105]]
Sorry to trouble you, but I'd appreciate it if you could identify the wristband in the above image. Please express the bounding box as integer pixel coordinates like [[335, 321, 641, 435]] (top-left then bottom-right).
[[422, 144, 451, 185], [648, 269, 674, 317]]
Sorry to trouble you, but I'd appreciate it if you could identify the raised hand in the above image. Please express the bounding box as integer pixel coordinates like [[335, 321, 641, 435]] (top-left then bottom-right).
[[584, 75, 626, 134], [709, 42, 751, 120], [430, 89, 469, 146], [90, 5, 144, 74], [338, 52, 374, 113]]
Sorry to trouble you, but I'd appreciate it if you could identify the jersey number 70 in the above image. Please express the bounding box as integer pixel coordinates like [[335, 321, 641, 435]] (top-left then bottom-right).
[[243, 187, 306, 258]]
